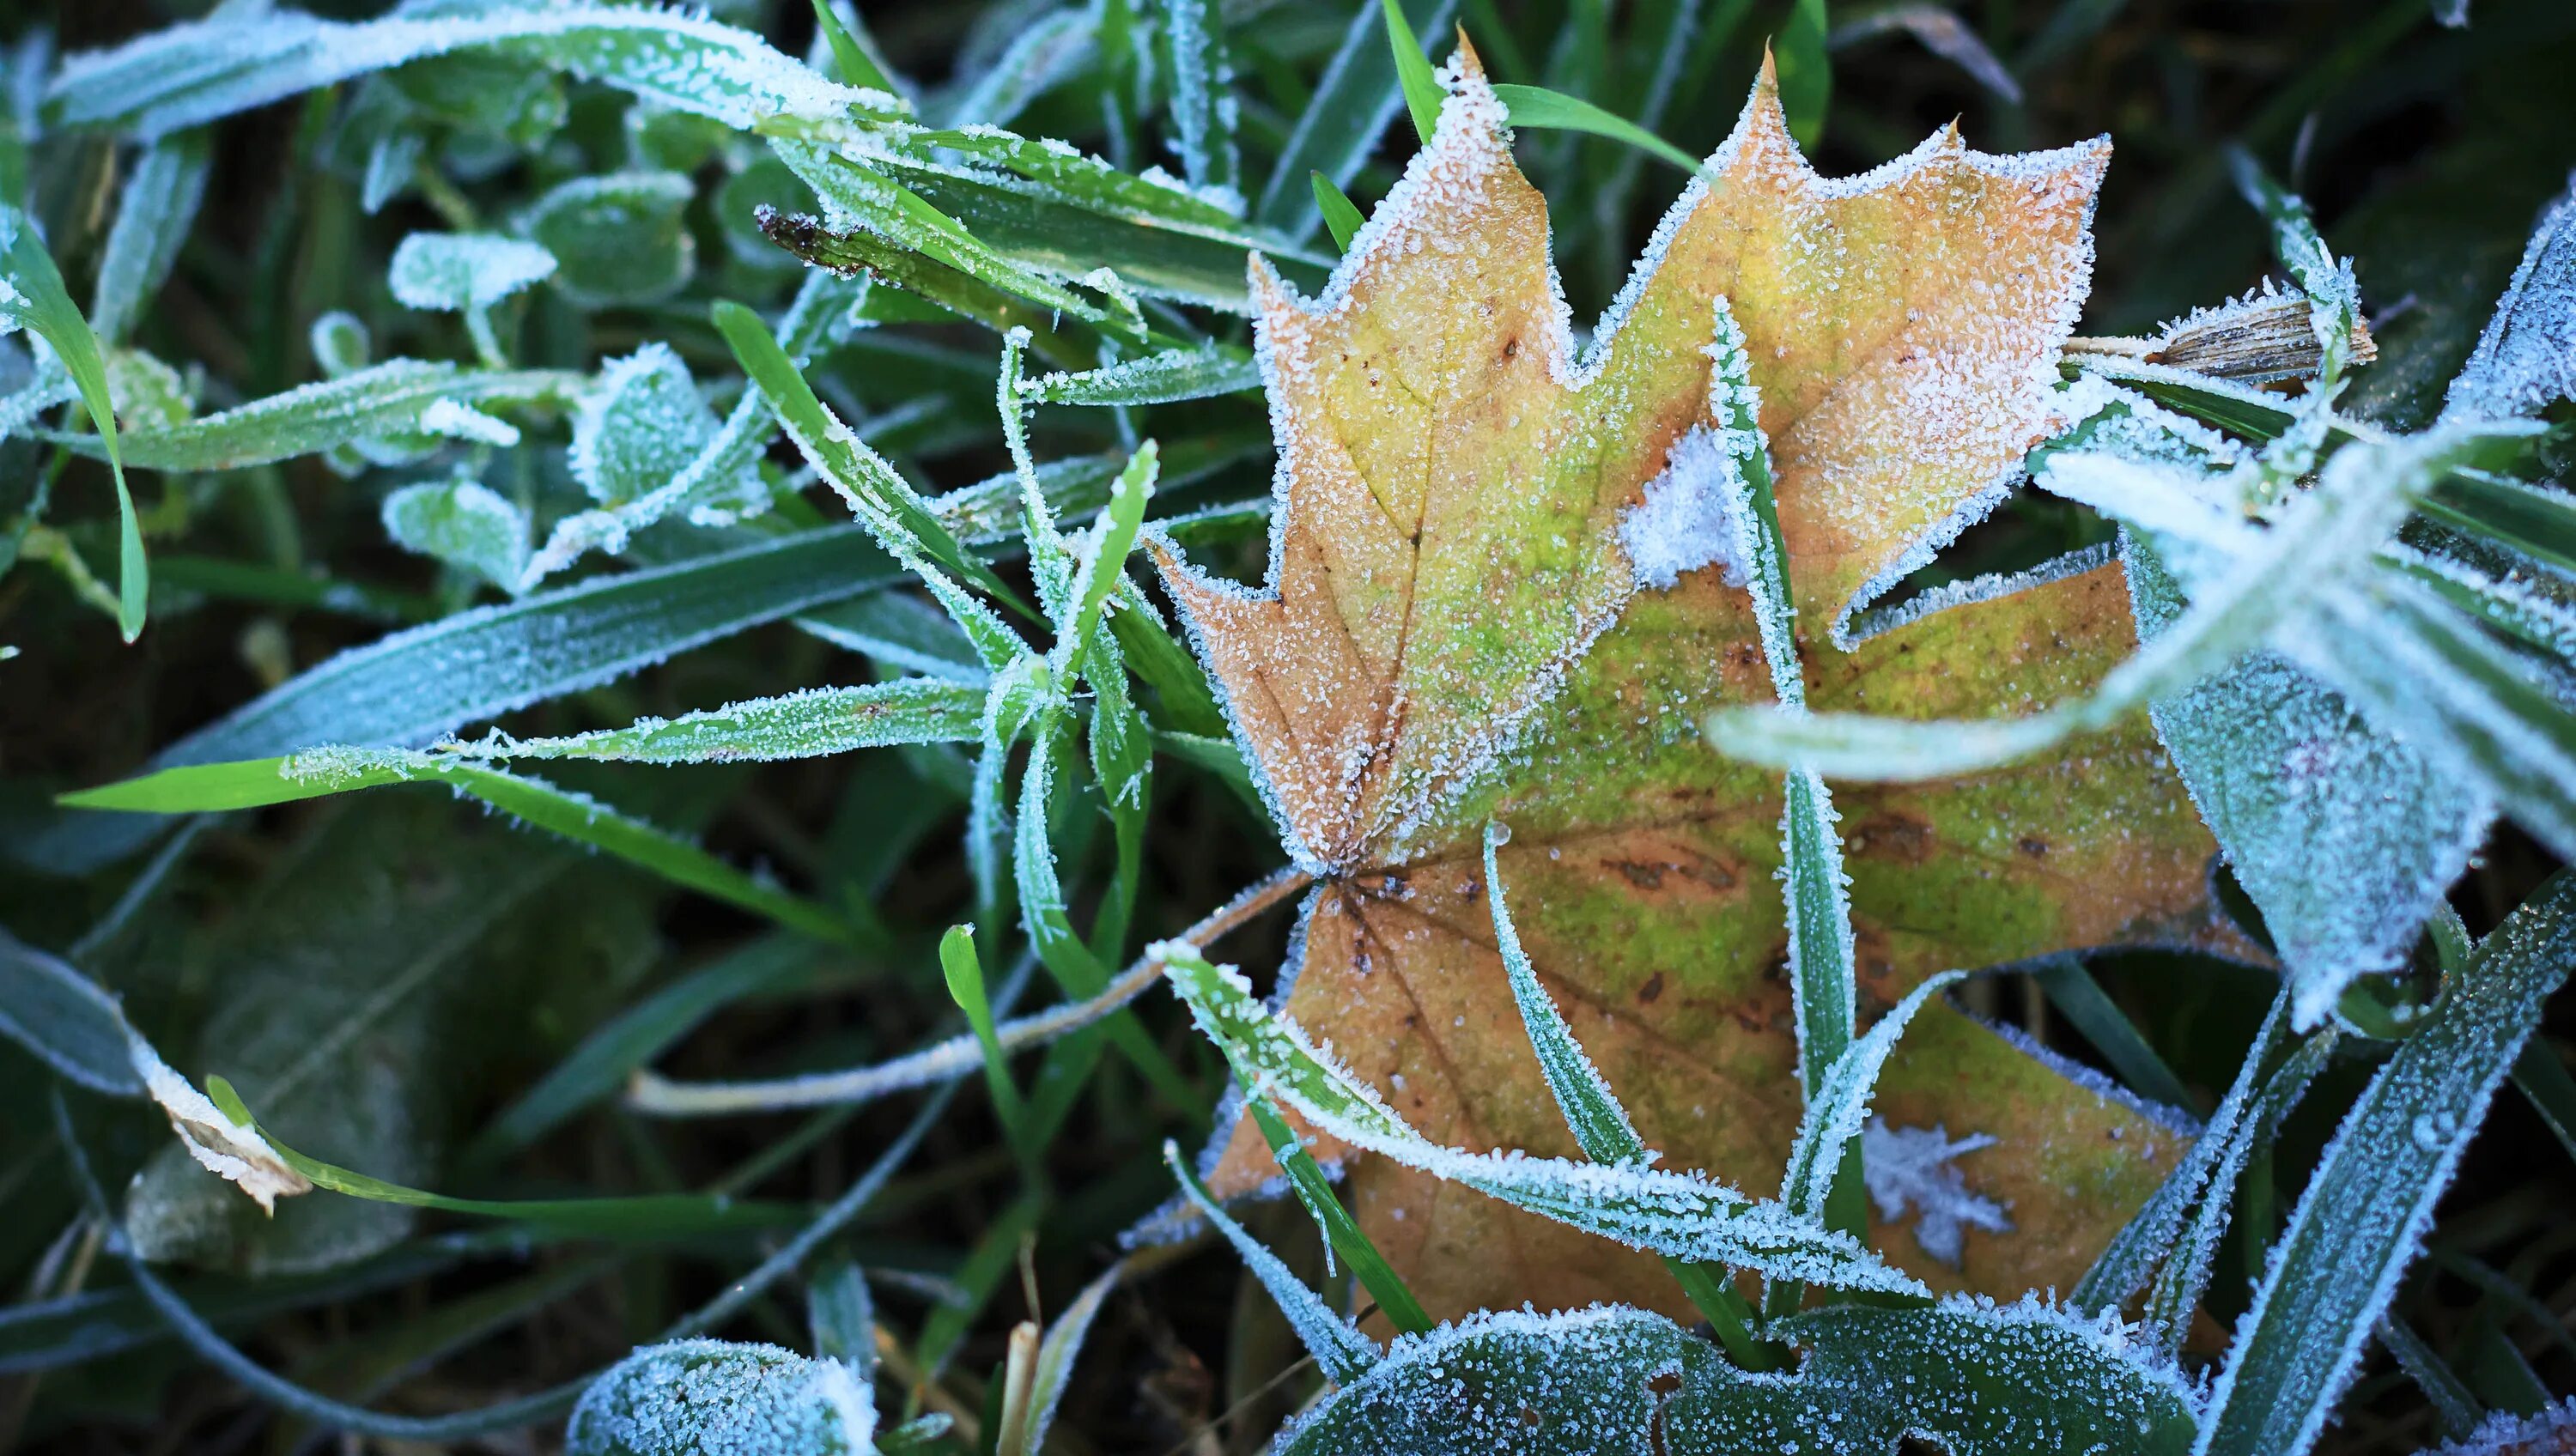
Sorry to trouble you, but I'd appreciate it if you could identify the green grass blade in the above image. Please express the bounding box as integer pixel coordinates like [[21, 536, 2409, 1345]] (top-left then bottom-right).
[[2515, 1040, 2576, 1165], [1240, 1095, 1432, 1338], [1491, 83, 1700, 174], [808, 0, 894, 93], [440, 681, 986, 765], [1775, 0, 1832, 148], [1310, 172, 1367, 252], [2197, 873, 2576, 1456], [1252, 0, 1459, 237], [2032, 957, 2199, 1113], [1165, 1138, 1379, 1385], [2417, 470, 2576, 576], [89, 130, 211, 345], [197, 1077, 799, 1240], [64, 750, 858, 946], [715, 297, 1035, 618], [940, 925, 1030, 1148], [2, 203, 143, 639], [1021, 348, 1258, 407], [1378, 0, 1444, 146]]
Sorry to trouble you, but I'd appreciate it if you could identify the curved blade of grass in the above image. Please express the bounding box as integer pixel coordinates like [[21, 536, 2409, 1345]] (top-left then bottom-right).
[[808, 0, 894, 94], [1021, 348, 1257, 407], [438, 680, 985, 765], [1165, 1139, 1378, 1386], [1310, 173, 1366, 252], [1239, 1095, 1431, 1338], [44, 361, 580, 472], [2032, 956, 2200, 1113], [63, 749, 856, 946], [1483, 824, 1767, 1365], [1377, 0, 1443, 145], [15, 524, 908, 874], [2196, 872, 2576, 1456], [0, 925, 147, 1097], [1492, 83, 1700, 174], [190, 1076, 799, 1239], [2, 202, 142, 639], [89, 130, 211, 345], [46, 3, 902, 138], [1707, 422, 2541, 780], [1157, 941, 1925, 1297], [940, 924, 1029, 1150], [716, 297, 1033, 618], [1253, 0, 1456, 238]]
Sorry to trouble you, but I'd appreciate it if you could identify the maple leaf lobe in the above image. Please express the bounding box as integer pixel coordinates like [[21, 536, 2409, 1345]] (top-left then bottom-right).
[[1155, 51, 2220, 1325]]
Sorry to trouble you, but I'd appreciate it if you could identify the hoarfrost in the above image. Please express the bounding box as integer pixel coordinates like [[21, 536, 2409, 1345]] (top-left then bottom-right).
[[382, 474, 532, 594], [1860, 1119, 2011, 1266], [568, 343, 749, 510], [2441, 179, 2576, 425], [386, 230, 556, 312], [1618, 424, 1752, 591], [2424, 1399, 2576, 1456], [563, 1339, 876, 1456]]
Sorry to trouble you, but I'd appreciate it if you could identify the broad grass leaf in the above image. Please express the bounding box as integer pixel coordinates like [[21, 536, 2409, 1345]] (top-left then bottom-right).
[[1151, 52, 2222, 1321], [15, 524, 905, 875], [387, 232, 556, 313], [1272, 1298, 2195, 1455], [2198, 872, 2576, 1456], [45, 2, 902, 139], [566, 1339, 873, 1456], [2124, 537, 2492, 1028]]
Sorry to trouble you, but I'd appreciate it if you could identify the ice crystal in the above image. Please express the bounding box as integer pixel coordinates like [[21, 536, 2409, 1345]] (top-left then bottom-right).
[[1860, 1119, 2012, 1265]]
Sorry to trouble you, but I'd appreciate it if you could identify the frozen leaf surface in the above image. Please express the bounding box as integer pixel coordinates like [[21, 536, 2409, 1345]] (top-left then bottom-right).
[[2126, 538, 2493, 1028], [1154, 51, 2225, 1321], [382, 476, 532, 593], [1272, 1299, 2196, 1455], [565, 1339, 873, 1456], [570, 343, 750, 510], [2441, 182, 2576, 424], [387, 231, 557, 313], [1859, 1119, 2013, 1266]]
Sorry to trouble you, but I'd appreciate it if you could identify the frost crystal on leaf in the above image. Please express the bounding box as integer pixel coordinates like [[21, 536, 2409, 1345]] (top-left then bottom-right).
[[382, 475, 532, 593], [1619, 425, 1752, 590], [1861, 1119, 2012, 1265], [386, 231, 556, 313], [2441, 179, 2576, 424]]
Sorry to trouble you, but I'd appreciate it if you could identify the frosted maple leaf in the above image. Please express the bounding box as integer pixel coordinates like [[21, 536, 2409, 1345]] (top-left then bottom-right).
[[1150, 49, 2229, 1322]]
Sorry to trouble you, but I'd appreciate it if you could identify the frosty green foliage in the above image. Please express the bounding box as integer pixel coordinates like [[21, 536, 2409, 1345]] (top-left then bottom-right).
[[387, 232, 556, 313], [1273, 1299, 2196, 1456], [0, 925, 149, 1098], [1020, 346, 1259, 406], [570, 344, 747, 510], [54, 360, 580, 473], [520, 173, 697, 307], [2198, 874, 2576, 1456], [309, 312, 371, 378], [1159, 0, 1240, 200], [2125, 538, 2493, 1028], [565, 1340, 872, 1456], [1156, 942, 1923, 1295], [381, 476, 531, 594], [440, 681, 986, 765], [2440, 181, 2575, 424], [46, 1, 903, 140], [1779, 973, 1965, 1222], [1252, 0, 1459, 238], [2421, 1399, 2576, 1456], [90, 132, 211, 345], [1166, 1142, 1377, 1386], [1, 199, 143, 638]]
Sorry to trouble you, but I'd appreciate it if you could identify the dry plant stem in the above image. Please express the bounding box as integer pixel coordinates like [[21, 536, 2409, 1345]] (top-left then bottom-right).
[[626, 867, 1314, 1116]]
